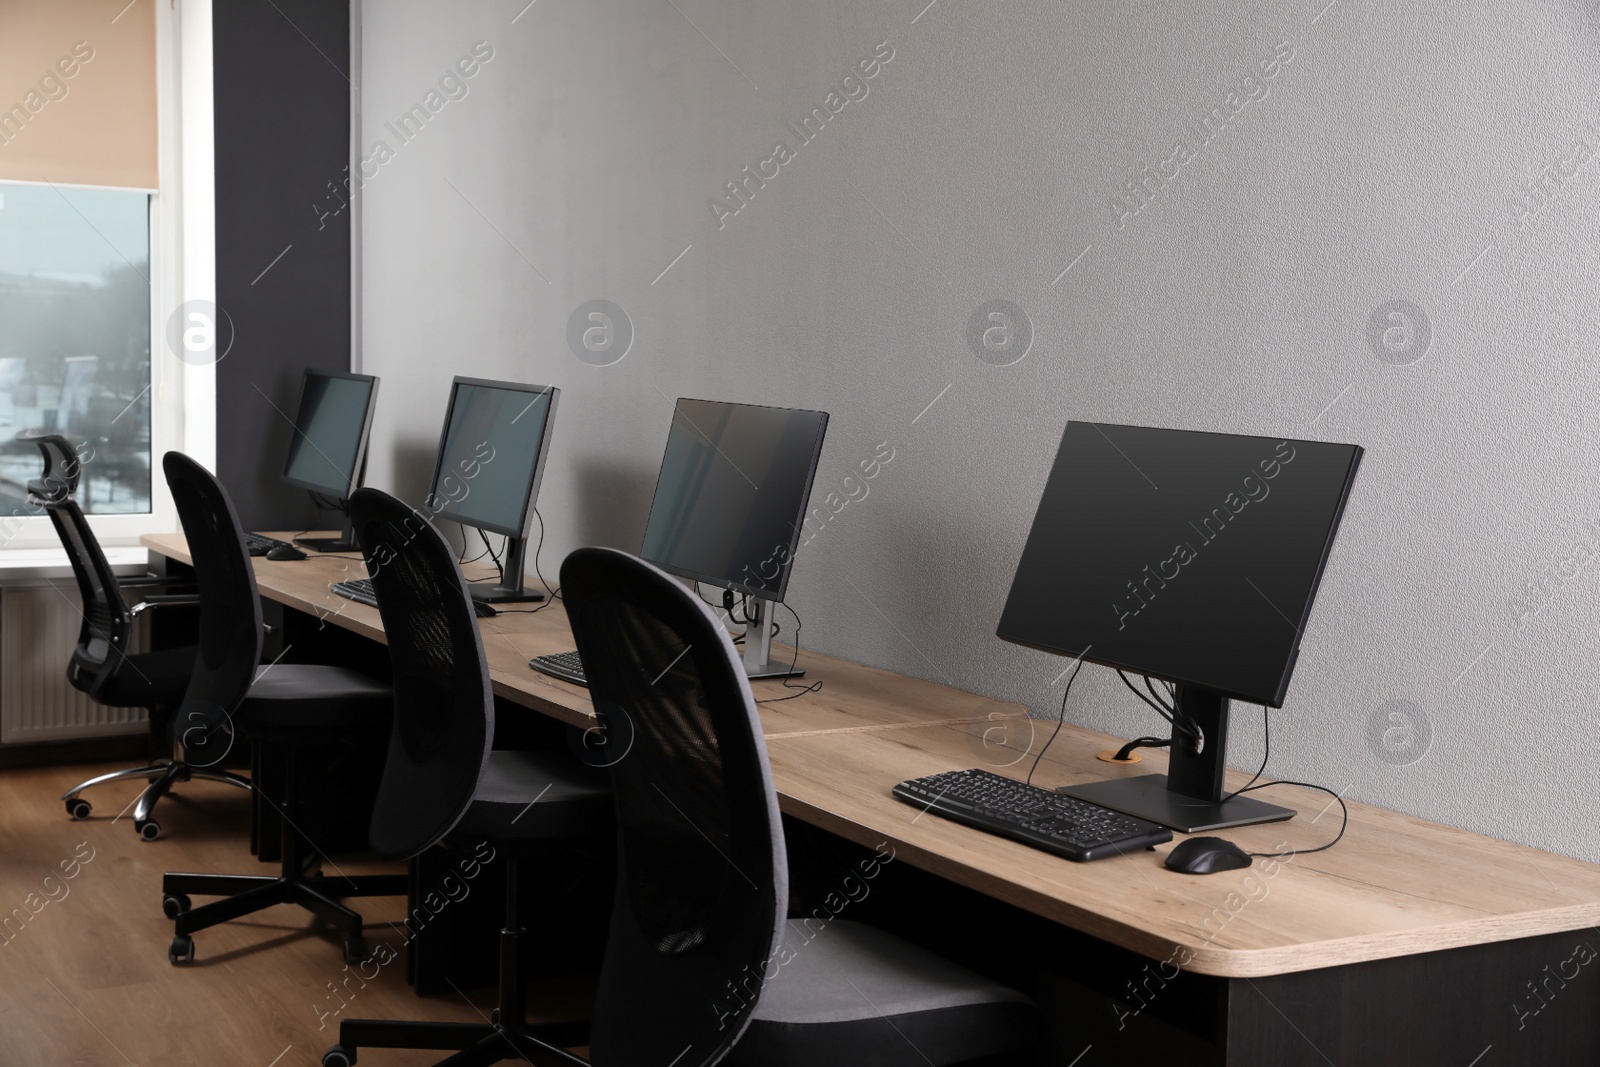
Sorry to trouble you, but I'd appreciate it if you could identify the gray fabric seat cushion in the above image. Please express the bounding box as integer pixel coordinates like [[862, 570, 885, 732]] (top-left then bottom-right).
[[729, 920, 1034, 1067], [452, 749, 611, 844]]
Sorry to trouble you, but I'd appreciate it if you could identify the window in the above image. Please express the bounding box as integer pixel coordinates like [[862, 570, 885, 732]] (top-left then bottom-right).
[[0, 180, 151, 516]]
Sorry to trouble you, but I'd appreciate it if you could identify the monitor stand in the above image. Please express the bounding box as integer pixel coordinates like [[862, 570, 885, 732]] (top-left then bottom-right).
[[1056, 686, 1295, 834], [296, 515, 360, 553], [742, 595, 803, 681], [468, 534, 545, 605]]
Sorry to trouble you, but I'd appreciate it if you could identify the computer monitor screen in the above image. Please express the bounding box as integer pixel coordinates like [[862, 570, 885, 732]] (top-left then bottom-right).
[[426, 378, 558, 538], [640, 398, 829, 602], [281, 370, 378, 499], [997, 423, 1362, 707]]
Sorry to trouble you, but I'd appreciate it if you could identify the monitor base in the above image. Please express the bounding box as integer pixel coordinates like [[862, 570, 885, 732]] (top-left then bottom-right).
[[1057, 774, 1295, 834], [745, 663, 804, 681], [470, 585, 546, 605], [294, 537, 360, 553]]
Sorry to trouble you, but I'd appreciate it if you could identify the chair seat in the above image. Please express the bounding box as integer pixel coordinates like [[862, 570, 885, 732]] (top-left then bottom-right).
[[95, 644, 198, 707], [729, 920, 1035, 1067], [241, 664, 393, 730], [452, 750, 611, 844]]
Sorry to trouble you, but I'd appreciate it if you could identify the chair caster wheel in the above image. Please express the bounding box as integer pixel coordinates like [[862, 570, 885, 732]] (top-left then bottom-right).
[[168, 935, 194, 964], [65, 798, 91, 820], [162, 893, 191, 919], [322, 1045, 356, 1067], [136, 820, 161, 842], [342, 937, 368, 965]]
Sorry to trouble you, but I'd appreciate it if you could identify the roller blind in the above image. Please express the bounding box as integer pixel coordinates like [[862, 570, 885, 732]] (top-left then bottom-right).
[[0, 0, 158, 189]]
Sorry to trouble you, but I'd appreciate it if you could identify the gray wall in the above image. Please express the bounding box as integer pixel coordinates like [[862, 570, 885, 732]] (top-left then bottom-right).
[[357, 1, 1600, 859]]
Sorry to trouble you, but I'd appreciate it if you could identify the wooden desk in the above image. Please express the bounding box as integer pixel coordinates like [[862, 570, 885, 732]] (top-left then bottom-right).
[[141, 532, 1026, 738], [766, 721, 1600, 1060], [768, 720, 1600, 976], [143, 532, 1600, 1063]]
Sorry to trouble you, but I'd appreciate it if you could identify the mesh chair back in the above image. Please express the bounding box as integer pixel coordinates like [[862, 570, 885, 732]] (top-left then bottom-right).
[[24, 435, 132, 699], [561, 547, 787, 1067], [348, 488, 492, 860], [161, 452, 263, 722]]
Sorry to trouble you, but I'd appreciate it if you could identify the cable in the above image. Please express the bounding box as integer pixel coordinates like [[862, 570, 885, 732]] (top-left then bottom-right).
[[1026, 656, 1085, 787], [310, 491, 348, 515], [479, 528, 503, 583], [1222, 704, 1270, 803], [754, 602, 822, 704], [1212, 706, 1346, 857], [529, 508, 559, 602], [1118, 671, 1197, 741], [503, 509, 563, 614], [1112, 736, 1170, 761], [1237, 780, 1349, 858], [1144, 674, 1174, 712]]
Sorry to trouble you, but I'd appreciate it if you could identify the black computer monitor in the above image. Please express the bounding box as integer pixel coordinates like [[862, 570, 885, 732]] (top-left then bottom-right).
[[640, 397, 829, 678], [997, 422, 1363, 832], [282, 369, 379, 552], [425, 377, 559, 604]]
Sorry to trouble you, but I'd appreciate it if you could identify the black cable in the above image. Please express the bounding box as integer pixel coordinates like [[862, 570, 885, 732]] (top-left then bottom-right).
[[530, 507, 559, 601], [1118, 670, 1197, 741], [1222, 705, 1270, 803], [1144, 674, 1174, 712], [504, 510, 564, 614], [754, 602, 822, 704], [310, 490, 347, 515], [1113, 736, 1170, 761], [697, 583, 745, 641], [450, 521, 491, 568], [1237, 780, 1349, 858], [1026, 656, 1084, 787], [478, 527, 504, 584]]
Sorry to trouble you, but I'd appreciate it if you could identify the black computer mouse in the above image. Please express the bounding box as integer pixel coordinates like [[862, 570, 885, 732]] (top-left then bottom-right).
[[1164, 836, 1252, 875], [473, 600, 498, 618], [265, 544, 307, 561]]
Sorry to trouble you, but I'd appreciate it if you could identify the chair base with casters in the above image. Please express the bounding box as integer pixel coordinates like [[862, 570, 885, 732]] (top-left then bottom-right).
[[64, 757, 251, 842], [51, 598, 224, 839], [163, 665, 405, 965], [326, 750, 610, 1067]]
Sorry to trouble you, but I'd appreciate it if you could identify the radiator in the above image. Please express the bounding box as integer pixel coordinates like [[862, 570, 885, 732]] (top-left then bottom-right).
[[1, 582, 147, 744]]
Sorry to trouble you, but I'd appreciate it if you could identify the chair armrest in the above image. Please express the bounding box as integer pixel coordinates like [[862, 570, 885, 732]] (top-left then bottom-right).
[[130, 594, 201, 618], [117, 573, 193, 591]]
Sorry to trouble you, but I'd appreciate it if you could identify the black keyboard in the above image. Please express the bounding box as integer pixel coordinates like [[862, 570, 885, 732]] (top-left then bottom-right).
[[529, 650, 586, 686], [331, 578, 377, 606], [333, 578, 498, 617], [892, 768, 1172, 862], [245, 533, 292, 557]]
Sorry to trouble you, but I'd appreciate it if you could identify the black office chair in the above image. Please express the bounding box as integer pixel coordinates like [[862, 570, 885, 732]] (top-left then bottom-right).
[[338, 544, 1033, 1066], [325, 489, 611, 1067], [157, 451, 406, 965], [568, 547, 1033, 1066], [22, 433, 231, 840]]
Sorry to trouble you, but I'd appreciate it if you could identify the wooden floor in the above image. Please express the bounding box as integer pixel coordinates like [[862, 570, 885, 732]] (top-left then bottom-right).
[[1, 760, 593, 1067]]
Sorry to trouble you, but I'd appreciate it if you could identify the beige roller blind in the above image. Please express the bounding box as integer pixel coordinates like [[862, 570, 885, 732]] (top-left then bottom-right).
[[0, 0, 157, 189]]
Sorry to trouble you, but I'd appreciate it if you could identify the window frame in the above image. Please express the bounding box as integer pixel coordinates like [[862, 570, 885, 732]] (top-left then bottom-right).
[[0, 0, 198, 552]]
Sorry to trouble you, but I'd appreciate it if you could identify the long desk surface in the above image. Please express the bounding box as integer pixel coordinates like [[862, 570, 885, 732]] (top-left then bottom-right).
[[143, 532, 1600, 982], [765, 720, 1600, 978], [141, 532, 1026, 739]]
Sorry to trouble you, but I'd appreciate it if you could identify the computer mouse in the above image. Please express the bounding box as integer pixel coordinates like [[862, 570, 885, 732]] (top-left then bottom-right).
[[1164, 836, 1252, 875], [473, 600, 498, 618], [265, 545, 307, 561]]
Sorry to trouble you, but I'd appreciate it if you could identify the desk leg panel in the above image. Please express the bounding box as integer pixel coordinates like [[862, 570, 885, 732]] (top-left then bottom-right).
[[1224, 930, 1600, 1065]]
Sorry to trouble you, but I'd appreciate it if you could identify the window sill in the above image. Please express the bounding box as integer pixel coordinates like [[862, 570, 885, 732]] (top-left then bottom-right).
[[0, 547, 150, 582]]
